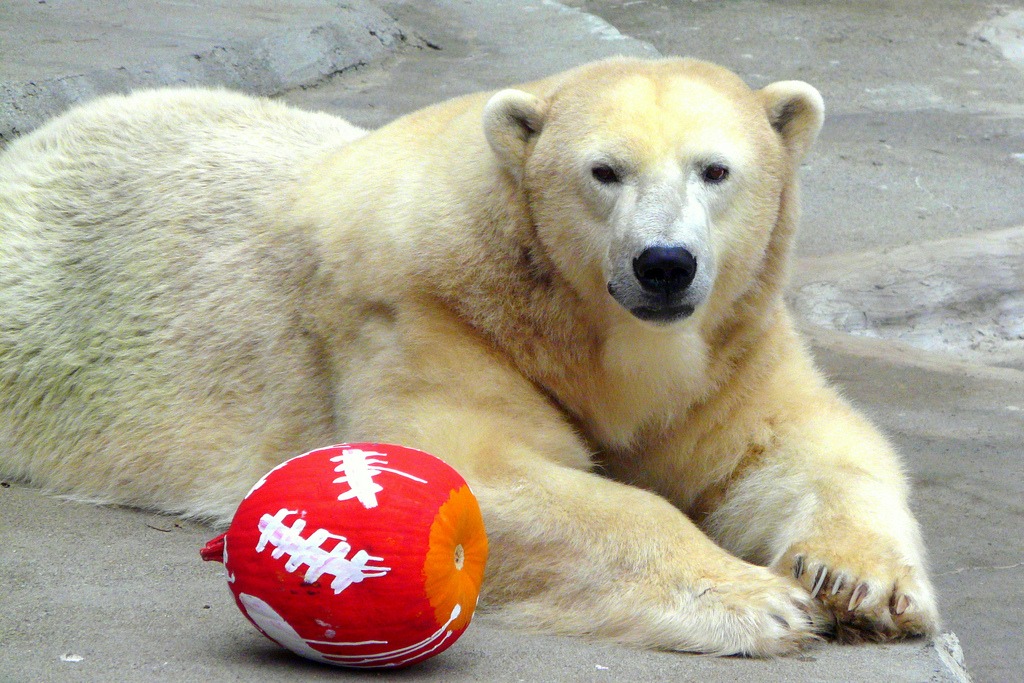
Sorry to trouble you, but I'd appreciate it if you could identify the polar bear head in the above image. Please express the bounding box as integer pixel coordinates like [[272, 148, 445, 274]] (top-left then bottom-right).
[[483, 58, 823, 326]]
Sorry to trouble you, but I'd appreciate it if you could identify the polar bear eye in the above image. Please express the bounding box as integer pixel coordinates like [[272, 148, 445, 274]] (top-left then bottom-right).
[[591, 164, 620, 184], [702, 163, 730, 184]]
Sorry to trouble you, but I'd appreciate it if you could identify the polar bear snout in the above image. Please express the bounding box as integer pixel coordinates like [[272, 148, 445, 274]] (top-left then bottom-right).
[[607, 242, 711, 325], [633, 246, 697, 297]]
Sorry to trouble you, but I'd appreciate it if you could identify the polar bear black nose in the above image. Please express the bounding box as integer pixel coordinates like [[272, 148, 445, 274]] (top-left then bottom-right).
[[633, 246, 697, 296]]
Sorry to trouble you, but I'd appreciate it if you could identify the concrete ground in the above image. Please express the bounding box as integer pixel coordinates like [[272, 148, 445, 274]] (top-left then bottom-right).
[[2, 1, 1022, 681]]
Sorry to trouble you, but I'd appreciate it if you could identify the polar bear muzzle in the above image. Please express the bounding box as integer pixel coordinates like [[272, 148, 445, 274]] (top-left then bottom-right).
[[606, 242, 707, 324], [626, 246, 699, 322]]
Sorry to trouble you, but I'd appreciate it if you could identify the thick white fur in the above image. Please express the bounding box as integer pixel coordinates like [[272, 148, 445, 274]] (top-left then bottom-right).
[[0, 57, 938, 655]]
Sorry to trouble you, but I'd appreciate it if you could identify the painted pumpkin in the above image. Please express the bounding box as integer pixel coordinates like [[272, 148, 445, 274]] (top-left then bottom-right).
[[201, 443, 488, 668]]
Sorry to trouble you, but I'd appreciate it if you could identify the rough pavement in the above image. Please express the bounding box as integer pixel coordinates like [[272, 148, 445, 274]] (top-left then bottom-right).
[[4, 0, 1021, 681], [0, 0, 404, 144]]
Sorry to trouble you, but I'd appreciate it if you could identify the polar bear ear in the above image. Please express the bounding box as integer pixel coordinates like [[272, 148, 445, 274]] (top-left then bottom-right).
[[760, 81, 825, 164], [483, 89, 548, 180]]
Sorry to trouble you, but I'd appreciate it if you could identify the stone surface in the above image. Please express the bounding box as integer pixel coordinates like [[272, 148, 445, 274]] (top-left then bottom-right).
[[0, 0, 405, 144], [791, 227, 1024, 370], [0, 481, 965, 682]]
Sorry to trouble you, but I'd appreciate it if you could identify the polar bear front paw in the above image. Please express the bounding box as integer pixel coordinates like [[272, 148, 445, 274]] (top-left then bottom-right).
[[683, 559, 827, 656], [774, 543, 939, 642]]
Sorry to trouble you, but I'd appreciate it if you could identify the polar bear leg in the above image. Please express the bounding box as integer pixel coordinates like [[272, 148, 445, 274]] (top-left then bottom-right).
[[702, 392, 940, 641], [332, 316, 823, 655], [475, 460, 825, 655], [370, 403, 824, 655]]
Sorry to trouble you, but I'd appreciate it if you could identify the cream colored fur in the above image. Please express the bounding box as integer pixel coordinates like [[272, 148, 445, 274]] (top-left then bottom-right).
[[0, 58, 938, 656]]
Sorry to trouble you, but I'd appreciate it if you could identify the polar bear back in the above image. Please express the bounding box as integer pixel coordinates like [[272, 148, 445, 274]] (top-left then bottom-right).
[[0, 89, 362, 515], [0, 88, 365, 229]]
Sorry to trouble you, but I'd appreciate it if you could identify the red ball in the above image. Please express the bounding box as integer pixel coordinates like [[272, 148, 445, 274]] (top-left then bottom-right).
[[202, 443, 488, 668]]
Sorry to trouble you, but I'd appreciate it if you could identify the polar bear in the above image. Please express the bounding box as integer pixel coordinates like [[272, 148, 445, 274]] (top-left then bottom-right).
[[0, 57, 938, 655]]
